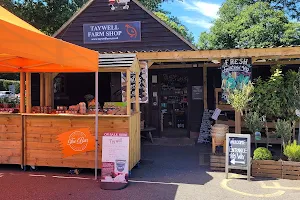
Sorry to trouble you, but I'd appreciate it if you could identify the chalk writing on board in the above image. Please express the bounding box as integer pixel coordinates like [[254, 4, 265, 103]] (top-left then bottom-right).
[[228, 137, 248, 167], [197, 109, 214, 143]]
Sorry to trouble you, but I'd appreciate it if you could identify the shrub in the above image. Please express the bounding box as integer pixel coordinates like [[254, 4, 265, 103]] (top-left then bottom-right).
[[284, 140, 300, 162], [275, 119, 293, 145], [0, 79, 20, 94], [253, 147, 272, 160]]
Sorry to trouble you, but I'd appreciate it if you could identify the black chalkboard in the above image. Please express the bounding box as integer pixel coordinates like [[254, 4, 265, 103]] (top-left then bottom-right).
[[225, 134, 251, 181], [228, 137, 248, 167]]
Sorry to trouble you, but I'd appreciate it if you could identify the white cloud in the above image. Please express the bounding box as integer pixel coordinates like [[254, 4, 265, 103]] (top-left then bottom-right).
[[180, 0, 221, 19], [180, 16, 213, 29]]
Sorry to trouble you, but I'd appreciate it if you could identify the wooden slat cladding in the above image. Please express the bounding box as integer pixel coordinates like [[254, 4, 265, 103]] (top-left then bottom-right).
[[23, 114, 141, 170], [56, 0, 193, 53], [0, 114, 22, 165]]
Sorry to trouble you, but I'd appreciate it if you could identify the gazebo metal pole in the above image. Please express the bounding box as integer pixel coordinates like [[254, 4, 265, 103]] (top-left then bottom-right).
[[95, 71, 99, 180]]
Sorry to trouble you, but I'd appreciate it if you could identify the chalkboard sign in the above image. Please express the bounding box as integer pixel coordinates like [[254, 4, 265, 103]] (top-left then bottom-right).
[[225, 134, 251, 181], [197, 109, 214, 143], [221, 58, 252, 102], [192, 86, 203, 100]]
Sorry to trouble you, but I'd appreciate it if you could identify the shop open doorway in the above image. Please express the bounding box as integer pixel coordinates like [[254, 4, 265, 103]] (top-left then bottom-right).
[[159, 70, 189, 138]]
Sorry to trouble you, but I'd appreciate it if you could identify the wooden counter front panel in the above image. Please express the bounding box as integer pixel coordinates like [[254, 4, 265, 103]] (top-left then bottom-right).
[[24, 115, 129, 168], [0, 114, 22, 165], [129, 112, 141, 170]]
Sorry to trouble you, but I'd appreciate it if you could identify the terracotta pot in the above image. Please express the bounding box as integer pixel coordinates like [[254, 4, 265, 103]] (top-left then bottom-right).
[[211, 124, 229, 146]]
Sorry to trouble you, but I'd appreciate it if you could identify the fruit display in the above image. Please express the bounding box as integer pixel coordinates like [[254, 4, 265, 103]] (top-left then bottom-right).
[[103, 102, 127, 115]]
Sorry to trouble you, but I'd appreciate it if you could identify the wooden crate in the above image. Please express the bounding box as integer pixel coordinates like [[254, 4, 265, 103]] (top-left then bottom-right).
[[24, 114, 131, 169], [282, 161, 300, 180], [0, 114, 22, 165], [210, 154, 225, 171], [252, 160, 282, 179]]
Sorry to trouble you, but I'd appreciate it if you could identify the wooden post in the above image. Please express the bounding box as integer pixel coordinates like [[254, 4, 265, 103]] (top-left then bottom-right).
[[235, 111, 241, 134], [203, 64, 208, 109], [20, 72, 25, 113], [25, 73, 32, 113], [40, 73, 45, 106], [45, 74, 51, 106], [126, 70, 131, 115], [135, 71, 140, 112]]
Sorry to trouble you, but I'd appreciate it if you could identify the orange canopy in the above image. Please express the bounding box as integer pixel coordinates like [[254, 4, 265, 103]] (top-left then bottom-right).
[[0, 6, 98, 73]]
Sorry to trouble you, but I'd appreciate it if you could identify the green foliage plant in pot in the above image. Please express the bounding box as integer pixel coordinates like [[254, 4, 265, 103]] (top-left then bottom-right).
[[283, 140, 300, 162], [275, 119, 293, 146], [253, 147, 272, 160], [244, 112, 264, 148]]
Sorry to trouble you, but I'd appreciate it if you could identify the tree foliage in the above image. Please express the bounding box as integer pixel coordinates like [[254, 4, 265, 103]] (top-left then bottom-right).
[[154, 12, 194, 43], [198, 1, 300, 49]]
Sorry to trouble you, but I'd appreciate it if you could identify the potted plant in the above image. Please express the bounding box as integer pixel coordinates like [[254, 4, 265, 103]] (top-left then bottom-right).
[[275, 119, 293, 149], [244, 112, 264, 148]]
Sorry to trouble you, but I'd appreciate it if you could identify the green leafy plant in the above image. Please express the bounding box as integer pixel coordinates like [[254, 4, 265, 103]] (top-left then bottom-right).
[[284, 140, 300, 162], [244, 112, 264, 133], [253, 147, 273, 160], [275, 119, 293, 145], [228, 82, 254, 115]]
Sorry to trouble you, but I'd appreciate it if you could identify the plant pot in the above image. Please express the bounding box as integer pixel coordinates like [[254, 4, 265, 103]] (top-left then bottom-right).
[[211, 124, 229, 146]]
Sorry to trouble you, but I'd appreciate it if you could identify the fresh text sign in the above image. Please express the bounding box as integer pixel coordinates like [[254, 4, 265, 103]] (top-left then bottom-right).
[[83, 21, 141, 44]]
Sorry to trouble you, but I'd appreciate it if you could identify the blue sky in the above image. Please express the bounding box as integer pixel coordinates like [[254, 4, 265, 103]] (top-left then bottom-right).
[[161, 0, 225, 41]]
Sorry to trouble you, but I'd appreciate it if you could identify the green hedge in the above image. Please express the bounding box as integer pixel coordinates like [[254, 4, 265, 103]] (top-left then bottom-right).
[[0, 79, 20, 94]]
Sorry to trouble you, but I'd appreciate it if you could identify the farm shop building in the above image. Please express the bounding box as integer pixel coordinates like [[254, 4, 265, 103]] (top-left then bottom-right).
[[31, 0, 300, 141]]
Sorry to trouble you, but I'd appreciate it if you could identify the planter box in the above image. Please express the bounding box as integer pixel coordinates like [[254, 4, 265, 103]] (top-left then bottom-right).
[[282, 161, 300, 180], [210, 154, 225, 172], [252, 160, 282, 179]]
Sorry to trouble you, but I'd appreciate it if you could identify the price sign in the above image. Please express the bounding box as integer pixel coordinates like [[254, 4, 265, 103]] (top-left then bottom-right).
[[225, 134, 251, 181]]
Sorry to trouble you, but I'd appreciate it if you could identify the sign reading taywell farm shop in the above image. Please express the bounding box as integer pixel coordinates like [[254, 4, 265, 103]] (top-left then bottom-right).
[[83, 21, 141, 44]]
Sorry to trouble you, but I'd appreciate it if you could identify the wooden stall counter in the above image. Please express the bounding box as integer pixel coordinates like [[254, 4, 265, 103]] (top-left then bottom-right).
[[0, 113, 22, 165], [22, 112, 140, 170]]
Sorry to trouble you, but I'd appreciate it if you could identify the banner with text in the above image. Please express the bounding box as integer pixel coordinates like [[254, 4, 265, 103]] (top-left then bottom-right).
[[101, 133, 129, 184], [83, 21, 141, 44], [221, 58, 252, 102], [121, 61, 148, 103]]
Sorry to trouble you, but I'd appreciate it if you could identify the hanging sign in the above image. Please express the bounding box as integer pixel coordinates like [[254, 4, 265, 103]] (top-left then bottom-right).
[[221, 58, 252, 102], [57, 128, 95, 158], [83, 21, 141, 44], [121, 61, 148, 103], [101, 133, 129, 190], [225, 134, 251, 181]]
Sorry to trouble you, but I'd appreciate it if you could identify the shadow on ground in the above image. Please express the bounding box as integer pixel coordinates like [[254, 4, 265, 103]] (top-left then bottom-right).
[[130, 145, 213, 185]]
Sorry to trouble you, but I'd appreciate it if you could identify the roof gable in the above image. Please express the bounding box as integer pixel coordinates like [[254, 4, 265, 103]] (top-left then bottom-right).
[[54, 0, 196, 53]]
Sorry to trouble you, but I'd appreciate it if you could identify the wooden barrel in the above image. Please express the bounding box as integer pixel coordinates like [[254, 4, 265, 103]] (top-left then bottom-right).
[[211, 124, 229, 145]]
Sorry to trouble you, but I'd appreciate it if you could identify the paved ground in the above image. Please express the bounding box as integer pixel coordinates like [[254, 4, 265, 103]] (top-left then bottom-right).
[[1, 144, 300, 200]]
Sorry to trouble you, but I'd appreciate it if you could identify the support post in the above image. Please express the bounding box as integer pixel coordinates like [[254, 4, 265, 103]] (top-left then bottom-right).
[[235, 111, 241, 134], [94, 72, 99, 180], [126, 70, 131, 115], [20, 72, 25, 113], [45, 74, 51, 106], [40, 73, 45, 107], [135, 71, 140, 112], [203, 64, 208, 109], [25, 73, 31, 113]]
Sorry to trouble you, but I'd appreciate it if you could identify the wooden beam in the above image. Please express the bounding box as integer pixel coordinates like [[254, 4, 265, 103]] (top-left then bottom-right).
[[20, 72, 25, 113], [45, 74, 51, 106], [147, 61, 154, 67], [98, 68, 128, 73], [126, 69, 131, 115], [40, 73, 45, 107], [253, 60, 300, 66], [137, 47, 300, 61], [150, 63, 221, 69], [135, 71, 140, 112], [25, 73, 31, 113], [203, 64, 208, 109]]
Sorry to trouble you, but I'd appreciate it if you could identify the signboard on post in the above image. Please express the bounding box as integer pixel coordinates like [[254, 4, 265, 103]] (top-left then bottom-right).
[[225, 134, 251, 181], [101, 132, 129, 190], [83, 21, 141, 44], [221, 58, 252, 102], [192, 86, 203, 100]]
